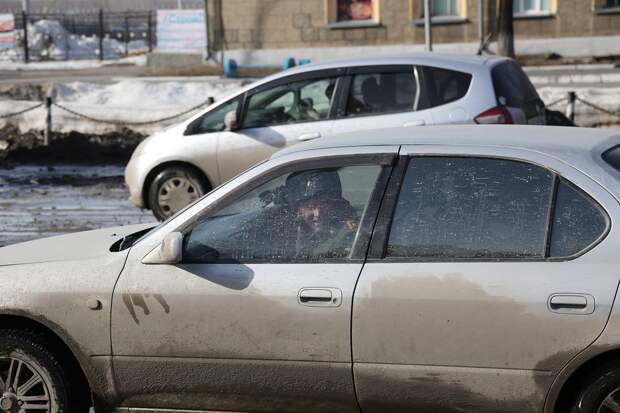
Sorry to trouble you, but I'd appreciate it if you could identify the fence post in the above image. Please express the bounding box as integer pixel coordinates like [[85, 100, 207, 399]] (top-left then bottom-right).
[[147, 10, 153, 52], [44, 94, 52, 147], [124, 14, 129, 57], [566, 91, 576, 123], [22, 11, 29, 63], [98, 9, 104, 61]]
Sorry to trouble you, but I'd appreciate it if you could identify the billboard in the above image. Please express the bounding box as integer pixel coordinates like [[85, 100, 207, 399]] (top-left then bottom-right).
[[156, 9, 207, 54], [0, 14, 16, 50]]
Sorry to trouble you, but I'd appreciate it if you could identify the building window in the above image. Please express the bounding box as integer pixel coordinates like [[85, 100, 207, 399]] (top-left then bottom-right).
[[337, 0, 374, 21], [428, 0, 461, 17], [326, 0, 380, 28], [513, 0, 552, 17], [411, 0, 467, 25], [593, 0, 620, 13]]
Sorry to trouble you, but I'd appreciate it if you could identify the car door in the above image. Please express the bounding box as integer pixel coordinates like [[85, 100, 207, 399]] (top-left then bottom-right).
[[217, 70, 343, 181], [331, 65, 434, 136], [352, 145, 620, 412], [111, 147, 397, 412]]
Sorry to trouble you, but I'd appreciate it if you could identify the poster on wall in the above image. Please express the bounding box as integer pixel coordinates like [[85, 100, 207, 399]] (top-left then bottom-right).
[[0, 14, 16, 50], [337, 0, 374, 21], [156, 9, 207, 54]]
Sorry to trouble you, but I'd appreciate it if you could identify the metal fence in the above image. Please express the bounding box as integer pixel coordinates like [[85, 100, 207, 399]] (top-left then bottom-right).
[[11, 10, 154, 62]]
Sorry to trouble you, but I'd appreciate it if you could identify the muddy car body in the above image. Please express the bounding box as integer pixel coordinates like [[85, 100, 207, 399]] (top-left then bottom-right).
[[2, 125, 620, 412]]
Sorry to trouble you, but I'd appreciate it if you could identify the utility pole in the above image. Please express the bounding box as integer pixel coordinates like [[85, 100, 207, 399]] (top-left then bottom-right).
[[21, 0, 30, 13], [423, 0, 432, 52], [177, 0, 183, 8], [478, 0, 484, 50]]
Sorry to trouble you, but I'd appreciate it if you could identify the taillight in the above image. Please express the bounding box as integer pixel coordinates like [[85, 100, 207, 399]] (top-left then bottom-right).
[[474, 106, 514, 124]]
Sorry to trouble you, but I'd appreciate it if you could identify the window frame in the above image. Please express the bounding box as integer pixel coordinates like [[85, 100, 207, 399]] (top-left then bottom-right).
[[513, 0, 555, 18], [238, 68, 346, 130], [334, 64, 422, 119], [367, 154, 610, 263], [593, 0, 620, 14], [177, 152, 395, 264], [325, 0, 382, 29], [410, 0, 468, 25]]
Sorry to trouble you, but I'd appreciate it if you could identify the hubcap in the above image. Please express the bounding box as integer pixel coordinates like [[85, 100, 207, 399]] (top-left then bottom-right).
[[0, 356, 51, 412], [157, 176, 202, 217]]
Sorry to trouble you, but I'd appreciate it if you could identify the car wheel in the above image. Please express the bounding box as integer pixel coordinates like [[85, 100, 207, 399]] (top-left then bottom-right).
[[148, 166, 208, 221], [0, 329, 77, 413], [569, 361, 620, 413]]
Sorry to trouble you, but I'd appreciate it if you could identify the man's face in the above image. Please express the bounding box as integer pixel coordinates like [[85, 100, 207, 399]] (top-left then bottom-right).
[[298, 198, 326, 232]]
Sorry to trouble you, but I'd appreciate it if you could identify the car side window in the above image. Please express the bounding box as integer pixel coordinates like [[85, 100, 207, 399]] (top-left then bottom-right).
[[386, 157, 555, 259], [182, 164, 382, 263], [185, 98, 240, 135], [243, 77, 337, 129], [418, 66, 472, 109], [549, 180, 608, 257], [345, 71, 418, 117]]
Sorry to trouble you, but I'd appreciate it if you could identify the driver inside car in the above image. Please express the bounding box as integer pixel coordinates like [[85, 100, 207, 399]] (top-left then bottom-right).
[[284, 170, 359, 258]]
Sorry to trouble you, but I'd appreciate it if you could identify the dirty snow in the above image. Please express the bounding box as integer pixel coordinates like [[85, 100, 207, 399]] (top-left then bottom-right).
[[538, 86, 620, 127], [0, 19, 149, 65], [0, 78, 247, 135]]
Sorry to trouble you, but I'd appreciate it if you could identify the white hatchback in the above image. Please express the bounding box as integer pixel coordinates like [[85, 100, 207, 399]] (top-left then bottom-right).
[[125, 54, 546, 220]]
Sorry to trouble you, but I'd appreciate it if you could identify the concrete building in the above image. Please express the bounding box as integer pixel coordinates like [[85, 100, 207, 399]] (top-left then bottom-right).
[[203, 0, 620, 63]]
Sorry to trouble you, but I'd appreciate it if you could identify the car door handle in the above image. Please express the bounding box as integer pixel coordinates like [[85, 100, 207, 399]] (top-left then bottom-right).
[[298, 288, 342, 307], [298, 132, 322, 141], [548, 294, 595, 314], [403, 120, 426, 127]]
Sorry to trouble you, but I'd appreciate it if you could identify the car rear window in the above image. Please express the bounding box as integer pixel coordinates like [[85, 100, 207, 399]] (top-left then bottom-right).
[[548, 180, 608, 257], [492, 61, 539, 109], [418, 66, 472, 109]]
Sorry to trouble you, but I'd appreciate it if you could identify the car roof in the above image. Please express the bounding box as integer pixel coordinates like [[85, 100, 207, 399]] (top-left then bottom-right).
[[229, 53, 509, 96], [283, 53, 508, 74], [273, 125, 618, 157], [272, 125, 620, 197]]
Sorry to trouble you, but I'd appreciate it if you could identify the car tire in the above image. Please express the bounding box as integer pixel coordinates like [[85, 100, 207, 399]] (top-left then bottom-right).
[[0, 329, 85, 413], [569, 360, 620, 413], [148, 166, 209, 221]]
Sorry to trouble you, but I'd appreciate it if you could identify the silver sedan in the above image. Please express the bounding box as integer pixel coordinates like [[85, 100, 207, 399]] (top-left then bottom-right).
[[1, 125, 619, 413]]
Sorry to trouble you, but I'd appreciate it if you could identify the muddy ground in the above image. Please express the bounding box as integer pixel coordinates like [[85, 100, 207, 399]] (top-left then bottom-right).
[[0, 124, 157, 246], [0, 165, 155, 247]]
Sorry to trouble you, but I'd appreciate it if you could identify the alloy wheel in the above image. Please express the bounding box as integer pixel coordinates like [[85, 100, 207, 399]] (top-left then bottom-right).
[[0, 355, 51, 412]]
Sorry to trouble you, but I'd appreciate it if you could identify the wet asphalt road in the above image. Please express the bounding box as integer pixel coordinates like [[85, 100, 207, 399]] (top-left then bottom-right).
[[0, 165, 155, 247]]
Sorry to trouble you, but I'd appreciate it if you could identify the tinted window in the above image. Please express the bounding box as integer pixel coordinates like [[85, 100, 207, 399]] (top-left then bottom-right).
[[603, 144, 620, 172], [387, 157, 554, 259], [491, 61, 539, 109], [549, 181, 607, 257], [183, 164, 382, 263], [346, 71, 417, 116], [244, 77, 337, 129], [418, 66, 472, 109], [186, 98, 240, 135]]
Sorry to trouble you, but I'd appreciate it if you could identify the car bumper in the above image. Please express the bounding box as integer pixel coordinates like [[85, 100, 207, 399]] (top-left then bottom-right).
[[125, 156, 146, 209]]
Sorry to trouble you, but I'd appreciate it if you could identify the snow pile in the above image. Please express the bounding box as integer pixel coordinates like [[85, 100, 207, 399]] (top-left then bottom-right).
[[538, 86, 620, 127], [0, 78, 247, 135], [27, 19, 147, 61], [0, 19, 149, 63]]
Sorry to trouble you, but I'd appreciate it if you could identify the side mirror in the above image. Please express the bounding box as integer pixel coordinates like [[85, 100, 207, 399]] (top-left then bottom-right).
[[224, 110, 238, 131], [142, 232, 183, 265]]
